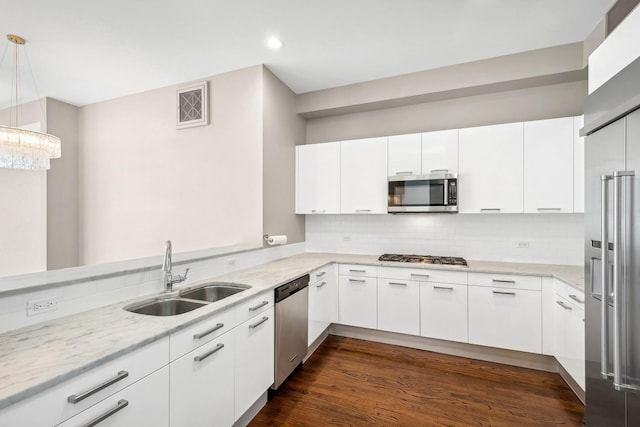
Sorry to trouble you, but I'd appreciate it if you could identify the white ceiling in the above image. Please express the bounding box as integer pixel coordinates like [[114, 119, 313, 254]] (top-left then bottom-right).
[[0, 0, 615, 108]]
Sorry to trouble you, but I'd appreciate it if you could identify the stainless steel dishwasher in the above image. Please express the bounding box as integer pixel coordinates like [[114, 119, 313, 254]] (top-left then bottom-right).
[[272, 274, 309, 390]]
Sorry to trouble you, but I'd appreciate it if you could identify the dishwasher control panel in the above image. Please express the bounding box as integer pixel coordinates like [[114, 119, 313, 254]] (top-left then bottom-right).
[[274, 274, 309, 303]]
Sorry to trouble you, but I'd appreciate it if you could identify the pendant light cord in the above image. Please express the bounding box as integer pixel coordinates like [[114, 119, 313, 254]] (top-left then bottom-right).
[[23, 47, 46, 122]]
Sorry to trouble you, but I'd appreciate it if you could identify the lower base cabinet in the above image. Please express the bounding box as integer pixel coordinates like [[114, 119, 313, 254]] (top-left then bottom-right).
[[58, 366, 169, 427], [420, 282, 468, 343], [554, 294, 585, 390], [234, 307, 275, 421], [377, 278, 419, 335], [170, 332, 235, 427], [338, 275, 377, 329]]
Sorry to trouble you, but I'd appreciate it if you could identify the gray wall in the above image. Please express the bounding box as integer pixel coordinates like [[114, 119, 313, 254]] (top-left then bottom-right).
[[262, 67, 305, 245]]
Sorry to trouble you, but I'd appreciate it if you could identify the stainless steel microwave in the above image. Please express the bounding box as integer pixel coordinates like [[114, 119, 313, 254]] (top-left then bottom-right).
[[387, 172, 458, 213]]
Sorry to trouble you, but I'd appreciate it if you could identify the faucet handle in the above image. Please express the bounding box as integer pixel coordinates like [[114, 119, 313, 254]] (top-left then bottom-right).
[[175, 268, 190, 283]]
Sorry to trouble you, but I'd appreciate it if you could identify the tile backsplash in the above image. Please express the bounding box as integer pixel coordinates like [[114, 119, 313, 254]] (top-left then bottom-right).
[[306, 214, 584, 266]]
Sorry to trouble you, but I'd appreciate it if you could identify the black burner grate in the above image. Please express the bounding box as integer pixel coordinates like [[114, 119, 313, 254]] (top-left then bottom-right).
[[378, 254, 468, 266]]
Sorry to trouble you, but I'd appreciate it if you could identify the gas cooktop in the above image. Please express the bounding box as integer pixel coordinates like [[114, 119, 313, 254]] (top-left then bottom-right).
[[378, 254, 468, 267]]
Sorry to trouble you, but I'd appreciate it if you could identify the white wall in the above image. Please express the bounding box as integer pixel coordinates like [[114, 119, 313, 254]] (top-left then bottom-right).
[[79, 66, 264, 266], [306, 214, 584, 266]]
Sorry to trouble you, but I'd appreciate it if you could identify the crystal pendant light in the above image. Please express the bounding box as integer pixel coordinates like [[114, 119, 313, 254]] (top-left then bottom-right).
[[0, 34, 61, 171]]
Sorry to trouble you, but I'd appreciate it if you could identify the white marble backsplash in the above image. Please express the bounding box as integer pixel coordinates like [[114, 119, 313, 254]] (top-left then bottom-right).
[[306, 214, 584, 266]]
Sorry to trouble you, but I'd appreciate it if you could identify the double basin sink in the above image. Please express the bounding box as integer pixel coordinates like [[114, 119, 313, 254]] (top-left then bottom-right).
[[124, 283, 250, 316]]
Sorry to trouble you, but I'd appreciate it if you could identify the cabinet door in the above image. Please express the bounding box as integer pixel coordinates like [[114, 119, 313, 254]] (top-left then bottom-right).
[[338, 275, 377, 329], [524, 117, 574, 213], [170, 333, 235, 427], [554, 296, 585, 390], [235, 307, 275, 421], [308, 267, 338, 346], [420, 283, 468, 343], [421, 129, 458, 174], [574, 116, 585, 213], [58, 366, 169, 427], [340, 137, 388, 213], [295, 142, 341, 214], [459, 123, 524, 213], [468, 286, 541, 353], [377, 278, 420, 336], [388, 133, 422, 176]]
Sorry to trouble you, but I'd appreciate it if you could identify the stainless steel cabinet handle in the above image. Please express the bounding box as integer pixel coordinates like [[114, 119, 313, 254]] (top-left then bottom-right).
[[249, 316, 269, 329], [194, 343, 225, 362], [430, 169, 449, 173], [317, 281, 327, 288], [568, 294, 584, 304], [480, 208, 501, 212], [492, 290, 516, 296], [348, 278, 366, 283], [433, 286, 454, 291], [310, 209, 326, 213], [601, 175, 612, 379], [82, 399, 128, 427], [389, 282, 407, 286], [537, 207, 562, 211], [355, 209, 371, 213], [67, 371, 129, 403], [349, 269, 366, 273], [315, 272, 326, 278], [556, 301, 572, 310], [492, 279, 516, 284], [395, 171, 414, 175], [193, 323, 224, 340], [249, 300, 269, 311], [410, 273, 430, 278]]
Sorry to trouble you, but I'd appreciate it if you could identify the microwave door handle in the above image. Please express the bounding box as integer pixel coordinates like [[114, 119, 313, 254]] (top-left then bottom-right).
[[444, 180, 449, 206]]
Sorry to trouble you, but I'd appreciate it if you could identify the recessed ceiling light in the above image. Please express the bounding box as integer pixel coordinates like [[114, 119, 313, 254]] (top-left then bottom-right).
[[266, 37, 284, 50]]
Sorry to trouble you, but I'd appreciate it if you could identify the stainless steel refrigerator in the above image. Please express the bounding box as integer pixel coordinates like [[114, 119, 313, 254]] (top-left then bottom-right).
[[584, 54, 640, 426]]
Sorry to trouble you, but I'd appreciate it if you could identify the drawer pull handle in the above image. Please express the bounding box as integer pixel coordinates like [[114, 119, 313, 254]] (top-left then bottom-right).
[[316, 272, 327, 278], [348, 278, 366, 283], [395, 171, 414, 175], [568, 294, 584, 304], [249, 316, 269, 329], [492, 279, 516, 284], [193, 323, 224, 340], [537, 207, 562, 211], [317, 281, 327, 288], [493, 290, 516, 296], [310, 209, 326, 213], [410, 273, 430, 278], [194, 343, 225, 362], [355, 209, 372, 213], [349, 269, 366, 273], [82, 399, 128, 427], [480, 208, 501, 212], [389, 282, 407, 286], [249, 300, 269, 312], [557, 301, 573, 310], [67, 371, 129, 403], [433, 286, 454, 291]]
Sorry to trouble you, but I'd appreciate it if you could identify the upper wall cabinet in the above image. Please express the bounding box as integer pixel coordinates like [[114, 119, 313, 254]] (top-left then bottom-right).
[[574, 116, 585, 213], [387, 130, 458, 177], [295, 142, 341, 214], [523, 117, 574, 213], [459, 123, 524, 213], [341, 137, 388, 213], [422, 129, 458, 174]]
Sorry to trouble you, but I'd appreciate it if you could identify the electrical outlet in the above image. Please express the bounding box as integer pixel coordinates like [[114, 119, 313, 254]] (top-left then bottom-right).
[[227, 258, 236, 267], [517, 241, 530, 249], [27, 296, 59, 316], [343, 235, 352, 242]]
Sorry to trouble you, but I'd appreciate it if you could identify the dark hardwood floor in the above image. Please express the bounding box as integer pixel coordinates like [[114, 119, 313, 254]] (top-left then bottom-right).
[[250, 336, 584, 426]]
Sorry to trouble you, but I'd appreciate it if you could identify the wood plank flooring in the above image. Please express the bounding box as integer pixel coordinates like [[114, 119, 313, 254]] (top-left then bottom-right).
[[250, 336, 584, 426]]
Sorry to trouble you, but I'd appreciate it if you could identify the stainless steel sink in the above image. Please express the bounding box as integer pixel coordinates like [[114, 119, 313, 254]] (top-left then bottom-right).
[[124, 297, 207, 316], [179, 283, 249, 302]]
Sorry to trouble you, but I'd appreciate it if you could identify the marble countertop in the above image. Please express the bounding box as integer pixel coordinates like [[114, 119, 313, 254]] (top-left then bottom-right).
[[0, 252, 584, 410]]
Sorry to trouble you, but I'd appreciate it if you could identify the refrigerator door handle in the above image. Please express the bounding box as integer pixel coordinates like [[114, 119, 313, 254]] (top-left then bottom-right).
[[612, 170, 639, 391], [601, 175, 613, 380]]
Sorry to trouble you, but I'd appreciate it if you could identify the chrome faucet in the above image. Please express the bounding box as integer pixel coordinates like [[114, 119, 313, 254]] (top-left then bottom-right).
[[162, 240, 189, 292]]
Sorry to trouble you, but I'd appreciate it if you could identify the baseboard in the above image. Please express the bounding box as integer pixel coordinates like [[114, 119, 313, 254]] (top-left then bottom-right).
[[233, 390, 268, 427], [329, 324, 559, 373], [558, 364, 585, 404]]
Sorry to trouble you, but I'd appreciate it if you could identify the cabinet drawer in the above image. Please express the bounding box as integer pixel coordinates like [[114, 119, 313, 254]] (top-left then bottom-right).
[[0, 338, 169, 427], [420, 283, 468, 343], [554, 280, 585, 310], [338, 264, 378, 277], [234, 290, 274, 324], [169, 307, 235, 361], [378, 266, 467, 284], [309, 264, 334, 285], [468, 272, 541, 291], [468, 286, 541, 353]]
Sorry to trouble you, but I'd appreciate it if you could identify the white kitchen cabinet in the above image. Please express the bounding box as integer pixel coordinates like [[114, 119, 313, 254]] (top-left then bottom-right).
[[420, 282, 468, 343], [234, 307, 275, 421], [170, 331, 235, 427], [338, 274, 377, 329], [459, 122, 524, 213], [523, 117, 574, 213], [340, 137, 388, 213], [377, 278, 420, 336], [388, 133, 422, 176], [468, 286, 542, 353], [421, 129, 458, 174], [308, 265, 338, 346], [295, 142, 341, 214], [169, 306, 234, 361], [58, 366, 169, 427], [553, 279, 585, 390], [574, 115, 585, 213]]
